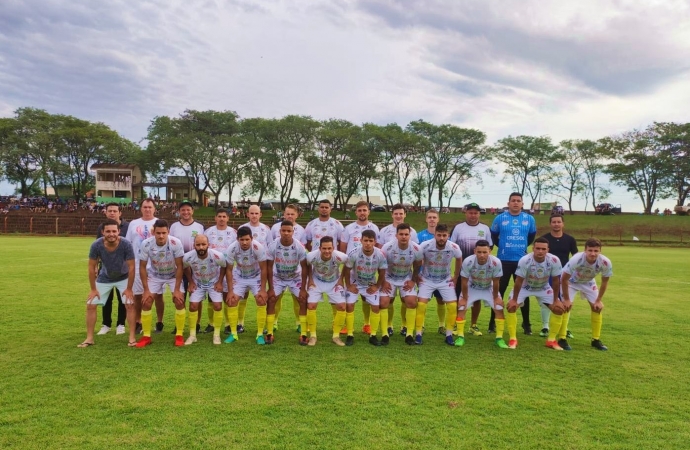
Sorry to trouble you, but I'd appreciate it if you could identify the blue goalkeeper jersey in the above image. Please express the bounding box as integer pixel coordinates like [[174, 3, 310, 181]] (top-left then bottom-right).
[[490, 211, 536, 262]]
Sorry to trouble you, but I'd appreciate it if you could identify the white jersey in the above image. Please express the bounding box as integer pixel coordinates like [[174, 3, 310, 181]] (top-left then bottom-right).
[[169, 221, 205, 253], [563, 252, 613, 283], [204, 226, 237, 253], [139, 236, 184, 279], [450, 222, 493, 257], [125, 217, 157, 263], [340, 221, 380, 254], [380, 240, 423, 282], [307, 249, 348, 284], [378, 224, 418, 246], [515, 253, 563, 290], [419, 240, 463, 282], [239, 222, 273, 247], [346, 247, 388, 288], [225, 240, 267, 279], [305, 217, 344, 249], [270, 221, 307, 245], [183, 249, 226, 288], [267, 239, 308, 281], [460, 255, 503, 290]]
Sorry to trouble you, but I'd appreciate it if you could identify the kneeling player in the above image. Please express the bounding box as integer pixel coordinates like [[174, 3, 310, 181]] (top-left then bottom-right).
[[456, 240, 508, 348]]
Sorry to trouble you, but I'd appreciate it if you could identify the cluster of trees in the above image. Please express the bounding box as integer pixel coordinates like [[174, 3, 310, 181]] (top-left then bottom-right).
[[1, 107, 689, 214]]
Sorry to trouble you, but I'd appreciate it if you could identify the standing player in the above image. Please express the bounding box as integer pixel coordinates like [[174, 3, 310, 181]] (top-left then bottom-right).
[[204, 208, 237, 334], [506, 238, 562, 349], [266, 220, 309, 345], [223, 226, 269, 345], [125, 198, 160, 334], [135, 219, 186, 348], [183, 234, 227, 345], [305, 236, 348, 346], [305, 199, 344, 251], [455, 240, 508, 348], [450, 202, 493, 337], [380, 223, 423, 345], [415, 224, 463, 345], [79, 219, 137, 348], [342, 230, 388, 346], [540, 214, 578, 343], [95, 202, 130, 336], [489, 192, 537, 335], [561, 238, 613, 351], [415, 208, 446, 335]]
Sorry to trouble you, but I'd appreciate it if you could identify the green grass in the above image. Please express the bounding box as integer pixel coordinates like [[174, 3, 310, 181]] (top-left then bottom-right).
[[1, 236, 689, 449]]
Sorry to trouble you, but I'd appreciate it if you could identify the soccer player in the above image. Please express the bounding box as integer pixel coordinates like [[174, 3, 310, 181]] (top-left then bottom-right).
[[489, 192, 536, 335], [561, 238, 613, 351], [340, 201, 380, 335], [540, 214, 578, 343], [125, 198, 161, 334], [380, 223, 423, 345], [305, 236, 348, 346], [169, 200, 205, 334], [135, 219, 186, 348], [223, 226, 269, 345], [415, 208, 446, 335], [266, 220, 309, 345], [506, 238, 562, 349], [95, 202, 130, 336], [305, 199, 344, 251], [416, 224, 463, 345], [183, 234, 227, 345], [342, 230, 388, 346], [80, 219, 137, 348], [456, 239, 508, 348], [204, 208, 238, 334], [450, 202, 493, 337]]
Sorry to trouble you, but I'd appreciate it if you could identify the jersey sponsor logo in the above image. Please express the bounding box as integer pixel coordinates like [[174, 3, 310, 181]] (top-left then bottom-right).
[[522, 220, 528, 226], [512, 228, 520, 236]]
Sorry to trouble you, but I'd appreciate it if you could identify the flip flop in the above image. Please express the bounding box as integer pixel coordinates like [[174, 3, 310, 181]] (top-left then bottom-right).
[[127, 341, 137, 347], [77, 342, 95, 348]]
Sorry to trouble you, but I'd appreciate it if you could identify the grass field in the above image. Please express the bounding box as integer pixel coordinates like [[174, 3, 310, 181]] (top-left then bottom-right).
[[1, 236, 689, 449]]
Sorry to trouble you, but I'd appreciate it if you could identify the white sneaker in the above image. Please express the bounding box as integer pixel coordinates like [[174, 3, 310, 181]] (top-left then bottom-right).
[[97, 325, 111, 335], [116, 325, 126, 335], [185, 336, 197, 346], [213, 335, 221, 345]]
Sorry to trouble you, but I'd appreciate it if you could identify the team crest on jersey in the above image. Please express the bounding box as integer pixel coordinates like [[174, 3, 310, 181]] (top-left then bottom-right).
[[158, 252, 165, 258], [283, 252, 289, 256], [512, 219, 518, 225], [436, 254, 443, 261], [478, 231, 485, 237], [536, 268, 545, 276], [192, 231, 198, 237]]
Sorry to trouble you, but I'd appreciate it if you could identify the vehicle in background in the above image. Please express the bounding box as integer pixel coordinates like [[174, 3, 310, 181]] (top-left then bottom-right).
[[674, 205, 689, 216], [595, 203, 622, 215]]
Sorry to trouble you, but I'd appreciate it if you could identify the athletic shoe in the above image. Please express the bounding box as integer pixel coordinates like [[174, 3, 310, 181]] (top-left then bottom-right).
[[387, 327, 394, 337], [454, 336, 465, 347], [523, 324, 532, 335], [399, 327, 407, 336], [557, 338, 572, 351], [415, 334, 423, 345], [273, 323, 279, 331], [539, 328, 549, 337], [496, 338, 510, 349], [332, 337, 345, 347], [196, 323, 201, 334], [135, 323, 142, 335], [566, 330, 575, 339], [295, 324, 301, 333], [444, 335, 455, 346], [155, 322, 164, 334], [237, 324, 245, 334], [263, 329, 268, 335], [381, 335, 390, 346], [299, 335, 309, 346], [224, 326, 231, 335], [437, 326, 445, 335], [345, 336, 354, 346], [487, 327, 496, 334], [362, 324, 371, 334], [170, 327, 176, 334], [256, 335, 266, 345], [545, 340, 564, 351], [116, 325, 126, 335], [174, 335, 184, 347], [204, 324, 214, 334], [368, 336, 381, 346], [97, 325, 111, 335], [591, 339, 608, 351], [213, 335, 221, 345], [468, 326, 482, 337], [265, 334, 274, 345], [405, 335, 415, 345], [135, 336, 151, 348], [307, 336, 317, 346], [508, 339, 518, 349], [224, 334, 237, 344], [185, 336, 197, 346], [340, 327, 348, 334]]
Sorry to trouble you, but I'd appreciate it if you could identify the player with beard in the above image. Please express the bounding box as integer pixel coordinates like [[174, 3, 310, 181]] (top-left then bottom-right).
[[204, 209, 238, 334]]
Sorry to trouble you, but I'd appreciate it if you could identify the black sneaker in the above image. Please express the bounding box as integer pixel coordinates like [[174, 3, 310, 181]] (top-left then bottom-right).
[[487, 325, 496, 334], [196, 323, 201, 334], [591, 339, 608, 351], [405, 335, 415, 345], [539, 328, 549, 337], [204, 324, 214, 333], [523, 324, 532, 336], [369, 336, 381, 346], [170, 327, 176, 334], [381, 335, 390, 346], [224, 326, 231, 335], [135, 322, 143, 335], [345, 335, 354, 346], [237, 324, 245, 334], [155, 322, 164, 333], [566, 330, 574, 339], [558, 338, 572, 351]]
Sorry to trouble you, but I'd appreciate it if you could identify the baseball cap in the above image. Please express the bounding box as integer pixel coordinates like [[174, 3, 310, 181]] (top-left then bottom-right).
[[465, 202, 481, 211], [178, 200, 194, 209]]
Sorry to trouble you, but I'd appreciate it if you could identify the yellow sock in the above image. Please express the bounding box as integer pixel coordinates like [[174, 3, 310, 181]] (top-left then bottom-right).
[[293, 298, 300, 324], [238, 299, 247, 325], [228, 306, 239, 338], [207, 301, 214, 324], [455, 319, 466, 337], [405, 305, 416, 336], [188, 310, 198, 337], [370, 311, 381, 337], [332, 310, 346, 338], [445, 302, 457, 334], [275, 297, 282, 320], [256, 305, 267, 337], [224, 303, 231, 328], [591, 311, 603, 340], [387, 304, 394, 327], [437, 302, 446, 327], [331, 303, 338, 320], [380, 307, 389, 335], [548, 313, 563, 341], [362, 302, 371, 325], [307, 310, 317, 338], [213, 306, 223, 336], [299, 315, 307, 337], [346, 312, 355, 336], [141, 310, 152, 337], [175, 309, 186, 336], [415, 302, 428, 334], [266, 314, 276, 335], [558, 312, 570, 340], [506, 312, 518, 340], [496, 318, 505, 339], [400, 304, 407, 326]]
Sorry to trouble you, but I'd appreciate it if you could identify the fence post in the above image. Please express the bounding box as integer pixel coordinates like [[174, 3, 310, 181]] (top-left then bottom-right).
[[3, 216, 6, 234], [30, 216, 33, 233], [81, 217, 85, 235], [56, 217, 59, 235]]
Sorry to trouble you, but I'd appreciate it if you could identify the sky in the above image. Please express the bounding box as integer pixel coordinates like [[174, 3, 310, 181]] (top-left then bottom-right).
[[2, 0, 689, 211]]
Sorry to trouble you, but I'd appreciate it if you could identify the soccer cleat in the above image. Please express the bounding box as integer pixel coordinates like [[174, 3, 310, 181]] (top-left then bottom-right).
[[557, 338, 572, 351], [185, 336, 197, 346], [415, 334, 423, 345], [196, 323, 201, 334], [454, 336, 465, 347], [116, 325, 126, 335], [340, 327, 348, 334], [539, 328, 549, 337], [345, 336, 354, 346], [468, 326, 483, 336], [263, 329, 268, 335], [224, 334, 238, 344], [213, 335, 221, 345], [135, 323, 143, 335], [224, 326, 231, 335], [545, 340, 564, 351], [437, 326, 446, 335], [381, 335, 390, 346], [405, 335, 415, 345], [97, 325, 111, 335], [155, 322, 164, 334], [307, 336, 317, 347], [369, 336, 381, 346], [299, 335, 309, 346], [487, 326, 496, 334], [170, 327, 176, 334], [135, 336, 152, 348], [265, 334, 274, 345], [362, 324, 371, 334], [332, 337, 345, 347], [496, 338, 510, 349], [508, 339, 518, 349], [295, 324, 301, 333], [256, 335, 266, 345], [591, 339, 608, 351], [566, 330, 575, 339], [400, 326, 407, 336], [237, 324, 245, 334], [174, 335, 184, 347], [273, 323, 279, 332], [523, 324, 532, 336], [204, 324, 214, 334], [387, 327, 394, 337], [445, 335, 455, 346]]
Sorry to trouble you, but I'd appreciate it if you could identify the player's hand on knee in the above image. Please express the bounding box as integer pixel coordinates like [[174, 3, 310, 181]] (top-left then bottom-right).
[[213, 282, 223, 293], [188, 282, 197, 293], [562, 299, 573, 312], [551, 302, 565, 315], [87, 289, 100, 304], [593, 300, 604, 313], [507, 299, 518, 313], [347, 285, 358, 294]]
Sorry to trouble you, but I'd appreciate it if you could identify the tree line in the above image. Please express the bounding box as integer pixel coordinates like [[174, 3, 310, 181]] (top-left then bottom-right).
[[1, 107, 689, 214]]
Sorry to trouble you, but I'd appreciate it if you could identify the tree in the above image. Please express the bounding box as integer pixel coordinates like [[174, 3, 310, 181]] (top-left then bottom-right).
[[653, 122, 690, 206], [545, 139, 588, 212], [581, 139, 611, 211], [408, 176, 427, 209], [238, 118, 279, 203], [297, 145, 331, 208]]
